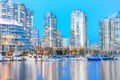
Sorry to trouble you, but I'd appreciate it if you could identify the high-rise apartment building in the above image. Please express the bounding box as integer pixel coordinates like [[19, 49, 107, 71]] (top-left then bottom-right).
[[57, 30, 63, 47], [0, 18, 32, 54], [71, 9, 87, 48], [90, 43, 99, 50], [44, 12, 57, 47], [100, 12, 120, 53], [62, 38, 70, 48], [0, 0, 39, 54]]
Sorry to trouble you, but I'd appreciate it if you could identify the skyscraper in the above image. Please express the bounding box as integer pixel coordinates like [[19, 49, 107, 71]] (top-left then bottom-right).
[[71, 9, 87, 48], [0, 0, 39, 54], [26, 9, 34, 27], [44, 12, 57, 47], [0, 18, 32, 54], [62, 38, 70, 48], [90, 43, 99, 50], [100, 12, 120, 53], [57, 30, 63, 47]]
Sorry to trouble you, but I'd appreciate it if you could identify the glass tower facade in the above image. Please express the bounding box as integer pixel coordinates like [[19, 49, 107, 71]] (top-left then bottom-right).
[[71, 9, 87, 48], [44, 12, 57, 47], [0, 0, 39, 54], [57, 30, 63, 47], [62, 38, 70, 48], [43, 12, 63, 48], [100, 12, 120, 53], [0, 18, 32, 53]]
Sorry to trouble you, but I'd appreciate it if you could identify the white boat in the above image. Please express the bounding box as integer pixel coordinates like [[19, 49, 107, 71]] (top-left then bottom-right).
[[26, 58, 36, 61], [46, 58, 57, 61], [114, 55, 120, 60], [41, 55, 49, 61], [70, 57, 76, 61], [26, 56, 37, 61], [47, 57, 63, 61], [77, 56, 87, 61], [0, 56, 3, 61], [12, 54, 21, 61], [3, 57, 10, 61], [36, 58, 42, 61], [13, 56, 22, 61]]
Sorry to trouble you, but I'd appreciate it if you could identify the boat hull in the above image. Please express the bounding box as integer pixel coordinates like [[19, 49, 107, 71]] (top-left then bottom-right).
[[87, 58, 102, 61]]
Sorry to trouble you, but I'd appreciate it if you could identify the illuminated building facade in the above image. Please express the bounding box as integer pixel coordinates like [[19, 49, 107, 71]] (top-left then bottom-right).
[[57, 30, 63, 47], [44, 12, 57, 47], [0, 18, 32, 53], [100, 12, 120, 53], [0, 0, 39, 54], [71, 9, 87, 48]]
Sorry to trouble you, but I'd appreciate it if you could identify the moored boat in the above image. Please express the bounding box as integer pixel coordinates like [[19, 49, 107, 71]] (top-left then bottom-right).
[[102, 56, 114, 60], [87, 57, 102, 61], [3, 56, 10, 61], [114, 55, 120, 60], [26, 55, 37, 61], [87, 55, 103, 61], [77, 56, 87, 61], [0, 56, 3, 62]]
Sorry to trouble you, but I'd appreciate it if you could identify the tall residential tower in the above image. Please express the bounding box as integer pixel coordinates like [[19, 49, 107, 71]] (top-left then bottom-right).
[[100, 12, 120, 53], [0, 0, 39, 54], [44, 12, 57, 47], [71, 9, 87, 48]]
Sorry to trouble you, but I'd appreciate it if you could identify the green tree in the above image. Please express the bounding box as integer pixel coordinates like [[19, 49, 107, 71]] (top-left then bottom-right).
[[79, 48, 85, 56]]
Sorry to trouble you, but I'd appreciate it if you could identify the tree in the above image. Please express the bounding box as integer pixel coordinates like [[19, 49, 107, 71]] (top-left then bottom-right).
[[39, 47, 44, 55], [64, 48, 70, 55], [8, 49, 14, 56], [93, 50, 100, 54], [56, 48, 63, 55], [2, 52, 7, 56], [79, 48, 85, 56], [48, 47, 53, 55]]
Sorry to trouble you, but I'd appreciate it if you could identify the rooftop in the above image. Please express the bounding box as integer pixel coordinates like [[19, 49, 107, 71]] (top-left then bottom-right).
[[108, 12, 120, 19]]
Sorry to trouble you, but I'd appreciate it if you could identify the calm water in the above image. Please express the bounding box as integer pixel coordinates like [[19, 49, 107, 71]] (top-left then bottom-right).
[[0, 60, 120, 80]]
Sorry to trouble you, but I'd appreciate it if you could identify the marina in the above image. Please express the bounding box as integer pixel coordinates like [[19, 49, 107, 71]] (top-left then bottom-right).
[[0, 54, 120, 62]]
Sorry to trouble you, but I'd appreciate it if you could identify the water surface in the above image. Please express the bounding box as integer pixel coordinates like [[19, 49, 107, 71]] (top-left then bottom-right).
[[0, 60, 120, 80]]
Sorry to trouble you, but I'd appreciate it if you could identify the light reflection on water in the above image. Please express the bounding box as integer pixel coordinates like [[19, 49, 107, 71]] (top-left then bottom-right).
[[101, 60, 120, 80], [0, 60, 120, 80]]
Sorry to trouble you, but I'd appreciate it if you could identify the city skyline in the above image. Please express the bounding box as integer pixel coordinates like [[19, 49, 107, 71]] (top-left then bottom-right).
[[0, 0, 120, 45], [0, 1, 120, 80], [9, 0, 120, 45]]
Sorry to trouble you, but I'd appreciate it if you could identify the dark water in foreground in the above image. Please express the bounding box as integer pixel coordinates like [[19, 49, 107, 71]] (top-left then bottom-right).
[[0, 60, 120, 80]]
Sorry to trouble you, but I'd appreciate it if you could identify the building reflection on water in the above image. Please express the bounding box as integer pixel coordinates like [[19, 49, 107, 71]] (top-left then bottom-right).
[[0, 60, 120, 80], [42, 61, 59, 80], [0, 61, 39, 80], [71, 61, 88, 80], [88, 61, 102, 80], [101, 60, 120, 80], [0, 62, 9, 80]]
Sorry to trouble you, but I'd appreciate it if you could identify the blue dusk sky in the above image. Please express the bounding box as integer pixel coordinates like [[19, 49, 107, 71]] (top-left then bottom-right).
[[1, 0, 120, 45]]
